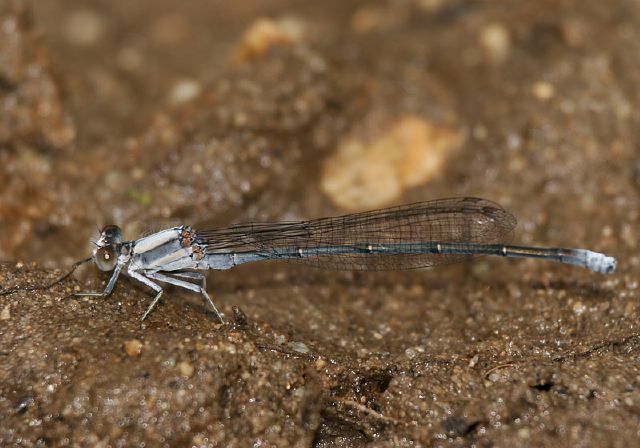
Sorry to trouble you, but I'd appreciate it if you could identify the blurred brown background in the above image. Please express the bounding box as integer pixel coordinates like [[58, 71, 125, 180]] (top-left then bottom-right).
[[1, 0, 638, 446]]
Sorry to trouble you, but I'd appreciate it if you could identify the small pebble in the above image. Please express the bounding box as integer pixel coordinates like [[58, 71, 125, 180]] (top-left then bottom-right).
[[63, 9, 105, 46], [123, 339, 143, 357], [177, 361, 195, 378], [288, 341, 310, 354], [532, 81, 555, 100], [1, 305, 10, 320], [561, 18, 587, 48], [518, 428, 530, 439], [233, 17, 303, 62], [479, 23, 511, 63], [572, 301, 586, 316], [168, 78, 202, 105], [15, 396, 34, 414], [624, 301, 636, 317]]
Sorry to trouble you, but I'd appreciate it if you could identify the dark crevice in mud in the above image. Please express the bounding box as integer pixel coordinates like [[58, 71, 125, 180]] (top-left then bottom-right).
[[531, 381, 555, 392], [328, 366, 397, 405], [442, 415, 480, 439], [0, 73, 15, 91], [355, 368, 394, 396], [312, 414, 372, 448]]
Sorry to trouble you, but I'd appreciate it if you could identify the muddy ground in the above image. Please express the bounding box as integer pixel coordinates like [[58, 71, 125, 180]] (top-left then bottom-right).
[[1, 0, 639, 446]]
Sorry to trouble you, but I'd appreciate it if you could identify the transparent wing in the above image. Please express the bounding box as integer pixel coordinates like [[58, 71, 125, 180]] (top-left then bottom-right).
[[195, 197, 516, 270]]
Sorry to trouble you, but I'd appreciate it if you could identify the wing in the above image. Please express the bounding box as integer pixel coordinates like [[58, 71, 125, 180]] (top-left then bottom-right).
[[195, 197, 516, 270]]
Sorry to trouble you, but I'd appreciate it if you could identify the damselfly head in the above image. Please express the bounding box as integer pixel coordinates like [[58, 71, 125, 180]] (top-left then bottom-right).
[[93, 225, 123, 271]]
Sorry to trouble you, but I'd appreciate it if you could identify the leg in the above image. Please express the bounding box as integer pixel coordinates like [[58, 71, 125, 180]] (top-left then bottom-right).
[[169, 271, 211, 313], [76, 264, 123, 298], [127, 270, 164, 321], [170, 271, 203, 280], [146, 271, 224, 323]]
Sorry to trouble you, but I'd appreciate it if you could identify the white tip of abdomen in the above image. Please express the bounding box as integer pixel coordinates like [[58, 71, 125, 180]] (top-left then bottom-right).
[[580, 250, 617, 274]]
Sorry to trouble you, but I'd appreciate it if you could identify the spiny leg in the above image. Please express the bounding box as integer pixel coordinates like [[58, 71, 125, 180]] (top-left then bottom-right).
[[147, 271, 224, 323], [127, 270, 164, 321]]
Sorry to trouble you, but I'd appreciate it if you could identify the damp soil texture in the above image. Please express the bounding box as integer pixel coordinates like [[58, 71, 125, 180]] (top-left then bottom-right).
[[1, 0, 639, 446]]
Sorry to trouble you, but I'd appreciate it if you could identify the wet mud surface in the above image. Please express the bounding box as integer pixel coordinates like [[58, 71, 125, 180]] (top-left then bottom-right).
[[1, 0, 640, 446]]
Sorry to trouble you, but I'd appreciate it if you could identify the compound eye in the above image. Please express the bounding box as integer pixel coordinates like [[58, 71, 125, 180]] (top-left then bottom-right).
[[95, 246, 118, 271], [100, 225, 122, 245]]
